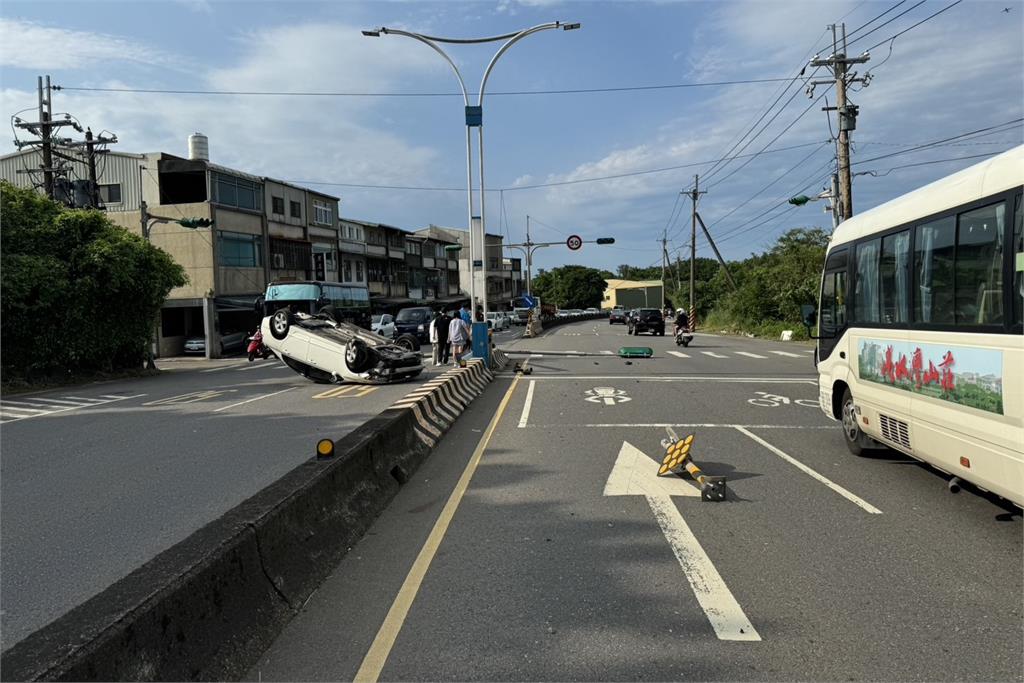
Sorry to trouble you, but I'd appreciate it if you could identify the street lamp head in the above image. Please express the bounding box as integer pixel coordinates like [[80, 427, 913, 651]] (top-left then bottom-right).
[[561, 22, 581, 30], [361, 28, 382, 37]]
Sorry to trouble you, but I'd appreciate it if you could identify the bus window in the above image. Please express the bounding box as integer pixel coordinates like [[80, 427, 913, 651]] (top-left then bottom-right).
[[880, 230, 910, 324], [914, 216, 955, 324], [956, 202, 1004, 325], [820, 270, 847, 336], [854, 238, 881, 323]]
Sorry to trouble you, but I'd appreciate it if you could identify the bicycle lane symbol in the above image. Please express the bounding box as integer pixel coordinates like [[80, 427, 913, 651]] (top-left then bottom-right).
[[585, 387, 631, 405], [746, 391, 818, 408]]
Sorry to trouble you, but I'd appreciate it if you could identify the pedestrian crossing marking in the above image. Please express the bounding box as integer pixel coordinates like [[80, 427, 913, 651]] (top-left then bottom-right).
[[0, 393, 146, 423], [735, 352, 768, 359], [667, 351, 690, 358], [144, 390, 236, 406], [313, 385, 379, 399], [701, 352, 728, 358], [770, 351, 802, 358]]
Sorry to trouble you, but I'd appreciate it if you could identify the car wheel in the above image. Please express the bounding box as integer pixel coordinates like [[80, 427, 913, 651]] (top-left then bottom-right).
[[394, 333, 420, 352], [270, 309, 291, 340], [317, 305, 338, 322], [345, 339, 373, 373]]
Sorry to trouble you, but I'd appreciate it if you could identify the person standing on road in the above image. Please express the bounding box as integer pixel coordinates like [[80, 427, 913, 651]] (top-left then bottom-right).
[[449, 312, 471, 367], [437, 309, 452, 365], [428, 310, 443, 366]]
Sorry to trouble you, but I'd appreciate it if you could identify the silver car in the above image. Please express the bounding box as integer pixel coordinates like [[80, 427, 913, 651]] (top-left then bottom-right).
[[262, 309, 423, 384]]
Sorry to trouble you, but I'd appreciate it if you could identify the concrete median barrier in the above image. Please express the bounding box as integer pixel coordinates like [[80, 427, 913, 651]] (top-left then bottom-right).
[[1, 361, 496, 682]]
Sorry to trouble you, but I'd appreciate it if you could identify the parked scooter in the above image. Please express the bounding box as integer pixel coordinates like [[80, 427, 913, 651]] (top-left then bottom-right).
[[247, 328, 272, 361]]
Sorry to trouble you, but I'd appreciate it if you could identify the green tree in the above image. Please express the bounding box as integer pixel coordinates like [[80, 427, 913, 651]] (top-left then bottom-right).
[[1, 181, 187, 380], [530, 265, 608, 309]]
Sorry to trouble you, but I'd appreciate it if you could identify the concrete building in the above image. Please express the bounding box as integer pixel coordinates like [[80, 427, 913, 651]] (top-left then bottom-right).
[[338, 218, 369, 291], [415, 224, 521, 311], [1, 138, 342, 357], [602, 279, 664, 310]]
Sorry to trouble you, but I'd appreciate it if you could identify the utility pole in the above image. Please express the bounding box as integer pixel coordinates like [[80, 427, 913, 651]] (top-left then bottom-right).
[[525, 215, 533, 296], [687, 176, 706, 331], [811, 23, 869, 221], [39, 76, 54, 198], [660, 229, 668, 310]]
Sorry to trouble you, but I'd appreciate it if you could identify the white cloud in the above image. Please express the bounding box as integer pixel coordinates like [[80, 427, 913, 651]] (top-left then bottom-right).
[[0, 18, 185, 70]]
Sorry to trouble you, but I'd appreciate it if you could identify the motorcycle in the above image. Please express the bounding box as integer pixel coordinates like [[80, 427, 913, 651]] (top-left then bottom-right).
[[247, 328, 273, 361], [674, 324, 693, 347]]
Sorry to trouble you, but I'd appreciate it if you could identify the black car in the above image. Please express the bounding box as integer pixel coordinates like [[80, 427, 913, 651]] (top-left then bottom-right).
[[628, 308, 665, 335], [609, 308, 627, 324], [394, 307, 434, 345]]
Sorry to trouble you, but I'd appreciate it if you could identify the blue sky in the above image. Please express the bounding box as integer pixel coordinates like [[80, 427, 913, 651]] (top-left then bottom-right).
[[1, 0, 1021, 273]]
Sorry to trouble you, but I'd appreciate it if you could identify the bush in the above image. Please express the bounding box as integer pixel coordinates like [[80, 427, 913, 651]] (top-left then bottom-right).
[[1, 181, 187, 382]]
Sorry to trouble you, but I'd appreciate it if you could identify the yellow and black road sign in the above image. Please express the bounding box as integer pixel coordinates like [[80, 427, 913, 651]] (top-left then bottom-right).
[[658, 433, 694, 475], [313, 385, 379, 399]]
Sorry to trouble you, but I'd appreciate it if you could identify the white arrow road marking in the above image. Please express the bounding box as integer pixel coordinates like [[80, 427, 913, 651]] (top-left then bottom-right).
[[701, 351, 728, 358], [770, 351, 802, 358], [604, 442, 760, 641], [735, 352, 767, 359]]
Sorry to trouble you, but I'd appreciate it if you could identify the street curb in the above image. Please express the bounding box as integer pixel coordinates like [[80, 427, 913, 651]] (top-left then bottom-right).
[[0, 360, 497, 682]]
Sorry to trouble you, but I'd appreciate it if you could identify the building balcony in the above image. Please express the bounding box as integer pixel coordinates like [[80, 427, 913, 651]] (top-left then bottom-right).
[[339, 240, 366, 255], [366, 244, 387, 257]]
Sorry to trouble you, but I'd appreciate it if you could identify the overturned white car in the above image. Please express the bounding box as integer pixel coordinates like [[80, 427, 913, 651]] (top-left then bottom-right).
[[262, 308, 424, 384]]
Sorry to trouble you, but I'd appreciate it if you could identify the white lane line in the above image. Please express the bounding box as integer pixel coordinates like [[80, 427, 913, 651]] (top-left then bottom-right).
[[770, 351, 802, 358], [212, 386, 296, 413], [23, 398, 93, 406], [600, 350, 614, 355], [667, 351, 690, 358], [200, 365, 239, 373], [804, 349, 816, 354], [735, 426, 882, 514], [507, 375, 817, 382], [0, 404, 49, 413], [735, 352, 767, 359], [62, 396, 107, 403], [234, 363, 273, 371], [645, 494, 761, 641], [517, 379, 536, 429], [701, 352, 728, 358]]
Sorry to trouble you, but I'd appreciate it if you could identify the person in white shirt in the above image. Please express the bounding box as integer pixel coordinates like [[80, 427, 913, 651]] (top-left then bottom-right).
[[428, 310, 443, 366], [448, 313, 471, 367]]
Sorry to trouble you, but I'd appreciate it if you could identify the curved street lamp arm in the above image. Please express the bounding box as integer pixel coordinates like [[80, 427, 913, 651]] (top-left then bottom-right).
[[377, 28, 470, 105], [478, 22, 562, 105], [403, 29, 524, 44]]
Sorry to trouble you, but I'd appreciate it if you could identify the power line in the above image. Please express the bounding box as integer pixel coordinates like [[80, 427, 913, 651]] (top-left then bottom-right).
[[52, 77, 797, 99], [861, 0, 964, 52], [844, 0, 909, 41], [850, 119, 1023, 166], [857, 150, 1010, 177], [283, 139, 828, 193], [844, 0, 927, 47]]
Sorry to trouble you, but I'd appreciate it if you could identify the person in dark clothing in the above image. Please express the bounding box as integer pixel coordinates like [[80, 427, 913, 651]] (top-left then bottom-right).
[[436, 309, 452, 364]]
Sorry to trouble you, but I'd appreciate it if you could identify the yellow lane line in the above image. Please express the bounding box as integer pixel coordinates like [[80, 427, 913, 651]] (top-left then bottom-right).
[[353, 374, 521, 683], [356, 386, 378, 397], [313, 385, 358, 399]]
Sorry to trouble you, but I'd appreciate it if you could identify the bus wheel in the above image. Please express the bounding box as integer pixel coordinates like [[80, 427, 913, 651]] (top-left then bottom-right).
[[270, 309, 291, 340], [841, 387, 872, 456]]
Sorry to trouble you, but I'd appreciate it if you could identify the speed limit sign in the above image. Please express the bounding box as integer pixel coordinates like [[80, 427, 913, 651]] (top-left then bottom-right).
[[566, 234, 583, 251]]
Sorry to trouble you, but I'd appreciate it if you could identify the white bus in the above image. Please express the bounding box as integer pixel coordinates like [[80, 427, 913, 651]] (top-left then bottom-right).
[[807, 145, 1023, 507]]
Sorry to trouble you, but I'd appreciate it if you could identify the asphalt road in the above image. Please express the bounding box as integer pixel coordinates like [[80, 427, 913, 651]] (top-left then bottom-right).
[[0, 325, 523, 651], [249, 318, 1022, 682]]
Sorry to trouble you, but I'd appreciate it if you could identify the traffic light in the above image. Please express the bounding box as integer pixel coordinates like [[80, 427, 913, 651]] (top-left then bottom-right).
[[178, 218, 213, 229], [596, 237, 615, 244]]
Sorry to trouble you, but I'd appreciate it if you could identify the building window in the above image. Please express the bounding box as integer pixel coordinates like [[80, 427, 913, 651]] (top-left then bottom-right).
[[212, 172, 261, 211], [406, 241, 421, 255], [366, 229, 386, 246], [343, 259, 352, 282], [313, 199, 333, 226], [367, 259, 387, 282], [356, 260, 364, 283], [272, 196, 284, 215], [290, 200, 302, 219], [98, 183, 122, 204], [388, 232, 405, 249], [218, 231, 263, 267], [342, 223, 364, 242], [324, 250, 336, 271]]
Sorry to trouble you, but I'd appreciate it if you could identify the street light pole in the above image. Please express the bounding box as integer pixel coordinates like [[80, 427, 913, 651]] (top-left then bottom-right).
[[364, 22, 580, 321]]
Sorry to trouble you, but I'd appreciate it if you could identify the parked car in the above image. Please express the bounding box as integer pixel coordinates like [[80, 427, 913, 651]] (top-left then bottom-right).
[[262, 309, 423, 384], [486, 311, 510, 330], [557, 310, 571, 319], [585, 307, 599, 314], [609, 309, 628, 324], [628, 308, 666, 336], [184, 331, 248, 355], [394, 307, 434, 347], [372, 313, 396, 339]]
